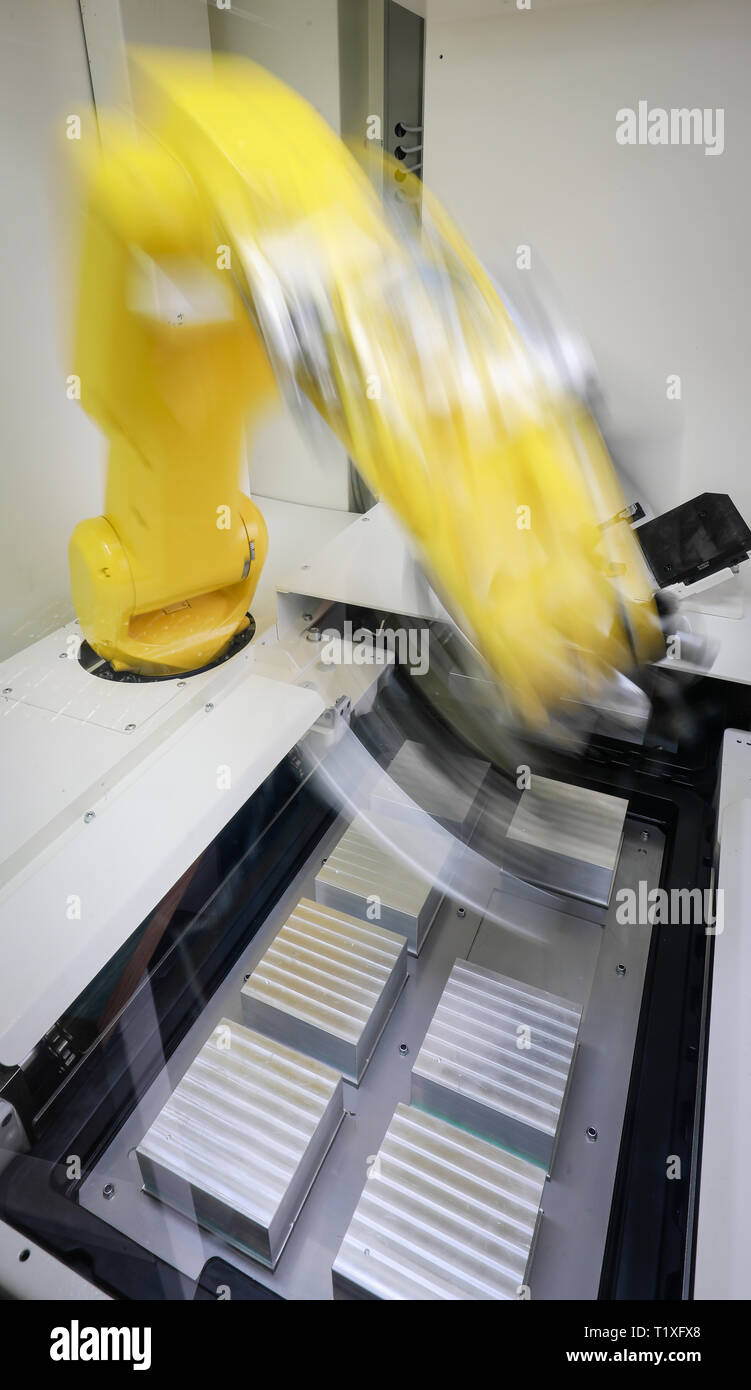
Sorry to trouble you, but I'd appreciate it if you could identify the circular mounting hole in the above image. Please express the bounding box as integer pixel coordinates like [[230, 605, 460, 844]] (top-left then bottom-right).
[[585, 1125, 598, 1143], [18, 1249, 30, 1263], [398, 1042, 409, 1056]]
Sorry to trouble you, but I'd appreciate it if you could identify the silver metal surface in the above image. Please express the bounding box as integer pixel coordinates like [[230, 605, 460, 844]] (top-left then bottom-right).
[[332, 1102, 546, 1300], [315, 812, 447, 955], [411, 959, 582, 1171], [0, 1219, 111, 1301], [80, 812, 662, 1301], [370, 739, 489, 834], [241, 898, 407, 1084], [136, 1021, 343, 1269], [503, 775, 627, 910]]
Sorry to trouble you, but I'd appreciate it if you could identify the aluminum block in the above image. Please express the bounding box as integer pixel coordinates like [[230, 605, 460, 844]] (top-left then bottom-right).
[[370, 739, 488, 835], [332, 1102, 546, 1300], [136, 1021, 343, 1269], [503, 775, 628, 910], [315, 813, 448, 955], [241, 898, 407, 1085], [411, 959, 582, 1172]]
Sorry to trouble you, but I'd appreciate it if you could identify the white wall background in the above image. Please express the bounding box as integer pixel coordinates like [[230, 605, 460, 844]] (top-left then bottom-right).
[[423, 0, 751, 523], [0, 0, 351, 663], [209, 0, 352, 511], [0, 0, 104, 659]]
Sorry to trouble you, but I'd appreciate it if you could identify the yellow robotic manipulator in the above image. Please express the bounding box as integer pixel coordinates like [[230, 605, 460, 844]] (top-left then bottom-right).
[[69, 49, 664, 717]]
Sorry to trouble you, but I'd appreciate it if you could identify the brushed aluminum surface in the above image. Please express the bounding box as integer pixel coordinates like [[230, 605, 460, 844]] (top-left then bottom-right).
[[370, 738, 488, 834], [136, 1020, 343, 1269], [241, 898, 407, 1084], [332, 1102, 546, 1300], [411, 959, 582, 1171], [315, 812, 447, 954], [82, 816, 664, 1301], [503, 775, 628, 910]]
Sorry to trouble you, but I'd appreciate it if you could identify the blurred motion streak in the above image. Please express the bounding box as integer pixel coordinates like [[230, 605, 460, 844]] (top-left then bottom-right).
[[67, 49, 664, 718]]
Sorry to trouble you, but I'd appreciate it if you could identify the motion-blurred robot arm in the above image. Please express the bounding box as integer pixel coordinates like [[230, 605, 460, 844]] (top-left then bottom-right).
[[69, 49, 664, 718]]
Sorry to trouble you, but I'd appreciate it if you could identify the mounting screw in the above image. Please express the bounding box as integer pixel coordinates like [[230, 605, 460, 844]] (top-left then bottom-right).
[[586, 1125, 598, 1143], [616, 963, 627, 977], [59, 652, 67, 659], [2, 687, 11, 695], [204, 702, 214, 713], [102, 1182, 116, 1199], [306, 628, 321, 642], [177, 680, 186, 689], [243, 972, 251, 983], [124, 722, 136, 733], [301, 563, 310, 570], [398, 1042, 409, 1056], [457, 905, 466, 918], [302, 612, 313, 623], [361, 515, 370, 522], [83, 811, 96, 824], [640, 830, 649, 842]]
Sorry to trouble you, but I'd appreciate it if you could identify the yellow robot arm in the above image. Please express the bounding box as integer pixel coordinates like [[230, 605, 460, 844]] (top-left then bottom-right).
[[70, 49, 663, 720]]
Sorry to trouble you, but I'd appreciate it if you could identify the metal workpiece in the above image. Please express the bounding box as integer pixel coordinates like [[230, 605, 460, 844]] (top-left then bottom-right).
[[503, 775, 628, 912], [315, 812, 448, 955], [240, 898, 408, 1084], [410, 959, 582, 1172], [81, 815, 665, 1300], [369, 739, 489, 835], [136, 1021, 343, 1269], [332, 1102, 546, 1300]]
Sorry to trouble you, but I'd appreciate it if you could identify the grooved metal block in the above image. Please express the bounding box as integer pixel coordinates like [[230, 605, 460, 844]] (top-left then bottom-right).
[[136, 1021, 343, 1269], [241, 898, 407, 1085], [370, 739, 489, 834], [315, 813, 448, 955], [503, 775, 628, 911], [332, 1102, 546, 1300], [411, 959, 582, 1172]]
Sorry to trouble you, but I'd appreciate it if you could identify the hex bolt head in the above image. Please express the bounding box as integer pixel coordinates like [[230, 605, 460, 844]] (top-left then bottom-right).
[[457, 905, 466, 918], [102, 1182, 115, 1199], [306, 628, 321, 642], [586, 1125, 598, 1143], [83, 811, 96, 824], [616, 963, 627, 976]]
